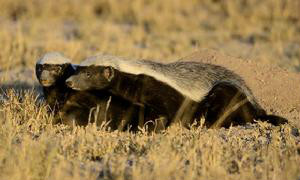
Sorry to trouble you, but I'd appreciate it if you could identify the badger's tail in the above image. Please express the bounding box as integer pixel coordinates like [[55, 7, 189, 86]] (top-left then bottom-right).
[[257, 114, 288, 126]]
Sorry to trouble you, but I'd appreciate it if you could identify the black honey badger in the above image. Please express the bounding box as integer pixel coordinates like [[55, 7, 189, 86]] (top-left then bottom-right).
[[36, 52, 76, 114], [65, 54, 288, 128], [36, 52, 154, 130]]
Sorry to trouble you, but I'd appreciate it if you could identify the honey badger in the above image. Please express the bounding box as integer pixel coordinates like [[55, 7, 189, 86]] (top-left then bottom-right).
[[36, 52, 106, 126], [66, 54, 288, 128], [36, 52, 153, 130], [36, 52, 76, 114]]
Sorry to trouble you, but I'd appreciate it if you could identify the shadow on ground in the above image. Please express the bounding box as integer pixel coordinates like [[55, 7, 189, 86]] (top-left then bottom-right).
[[0, 81, 42, 102], [1, 81, 39, 91]]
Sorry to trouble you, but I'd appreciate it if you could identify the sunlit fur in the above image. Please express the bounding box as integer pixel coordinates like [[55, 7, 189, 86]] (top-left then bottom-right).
[[37, 52, 72, 65]]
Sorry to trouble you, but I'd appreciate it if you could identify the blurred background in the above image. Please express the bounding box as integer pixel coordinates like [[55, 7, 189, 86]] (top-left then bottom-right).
[[0, 0, 299, 72]]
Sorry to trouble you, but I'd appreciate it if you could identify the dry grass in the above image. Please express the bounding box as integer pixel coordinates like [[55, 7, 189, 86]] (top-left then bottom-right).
[[0, 1, 300, 180], [0, 90, 300, 180], [0, 0, 299, 70]]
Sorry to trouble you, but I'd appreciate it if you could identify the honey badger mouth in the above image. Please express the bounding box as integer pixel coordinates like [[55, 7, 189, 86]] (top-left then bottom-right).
[[40, 79, 55, 87], [38, 70, 57, 87], [65, 76, 81, 90]]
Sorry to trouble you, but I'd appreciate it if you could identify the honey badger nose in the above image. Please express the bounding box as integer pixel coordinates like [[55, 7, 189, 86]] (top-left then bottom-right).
[[66, 78, 74, 88]]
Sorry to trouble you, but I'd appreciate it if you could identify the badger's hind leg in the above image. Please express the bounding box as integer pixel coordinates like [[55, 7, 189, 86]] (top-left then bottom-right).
[[172, 98, 200, 129], [205, 83, 255, 128], [257, 114, 288, 126]]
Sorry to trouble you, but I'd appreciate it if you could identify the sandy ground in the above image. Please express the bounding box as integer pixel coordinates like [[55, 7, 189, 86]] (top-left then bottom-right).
[[1, 49, 299, 126], [179, 49, 300, 126]]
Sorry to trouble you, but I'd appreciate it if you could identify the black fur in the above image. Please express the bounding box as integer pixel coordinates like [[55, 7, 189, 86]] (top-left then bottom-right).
[[36, 63, 76, 113], [36, 63, 160, 131], [67, 64, 288, 129], [204, 82, 288, 128], [64, 66, 211, 128], [58, 90, 148, 131]]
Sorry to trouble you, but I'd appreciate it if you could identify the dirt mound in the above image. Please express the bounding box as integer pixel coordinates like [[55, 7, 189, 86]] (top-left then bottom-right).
[[179, 49, 300, 126]]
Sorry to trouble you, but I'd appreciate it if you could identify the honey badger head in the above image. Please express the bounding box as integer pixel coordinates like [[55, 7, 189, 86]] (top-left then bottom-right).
[[36, 52, 76, 87], [66, 65, 114, 91]]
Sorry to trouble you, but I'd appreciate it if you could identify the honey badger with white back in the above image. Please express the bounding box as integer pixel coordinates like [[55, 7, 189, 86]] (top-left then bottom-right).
[[66, 55, 288, 128], [36, 52, 151, 130]]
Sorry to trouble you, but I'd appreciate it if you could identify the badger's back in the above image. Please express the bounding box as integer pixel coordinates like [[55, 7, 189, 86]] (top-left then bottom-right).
[[167, 62, 259, 101], [80, 55, 264, 114], [136, 60, 262, 110]]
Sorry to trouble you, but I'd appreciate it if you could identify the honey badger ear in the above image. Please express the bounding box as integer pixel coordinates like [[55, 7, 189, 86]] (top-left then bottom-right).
[[103, 66, 114, 81]]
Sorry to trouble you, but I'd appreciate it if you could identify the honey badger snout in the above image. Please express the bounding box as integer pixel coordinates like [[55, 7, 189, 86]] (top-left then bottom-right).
[[40, 71, 50, 82], [65, 77, 74, 88], [39, 70, 55, 86], [66, 76, 88, 90]]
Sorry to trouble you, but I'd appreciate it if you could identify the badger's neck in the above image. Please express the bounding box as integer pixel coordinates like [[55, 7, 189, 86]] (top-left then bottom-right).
[[59, 65, 76, 84], [110, 70, 143, 104]]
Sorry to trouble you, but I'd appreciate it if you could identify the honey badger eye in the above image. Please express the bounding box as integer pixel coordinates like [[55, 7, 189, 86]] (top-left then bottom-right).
[[56, 66, 62, 72], [86, 72, 91, 77]]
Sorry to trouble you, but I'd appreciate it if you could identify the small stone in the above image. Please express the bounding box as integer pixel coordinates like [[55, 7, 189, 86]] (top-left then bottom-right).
[[91, 156, 103, 162], [244, 123, 255, 129], [227, 160, 239, 174], [291, 128, 299, 137], [185, 160, 190, 166], [127, 159, 133, 166]]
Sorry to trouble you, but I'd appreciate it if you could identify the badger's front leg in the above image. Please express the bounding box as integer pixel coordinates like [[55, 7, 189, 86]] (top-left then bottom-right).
[[154, 116, 168, 132], [138, 105, 145, 129]]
